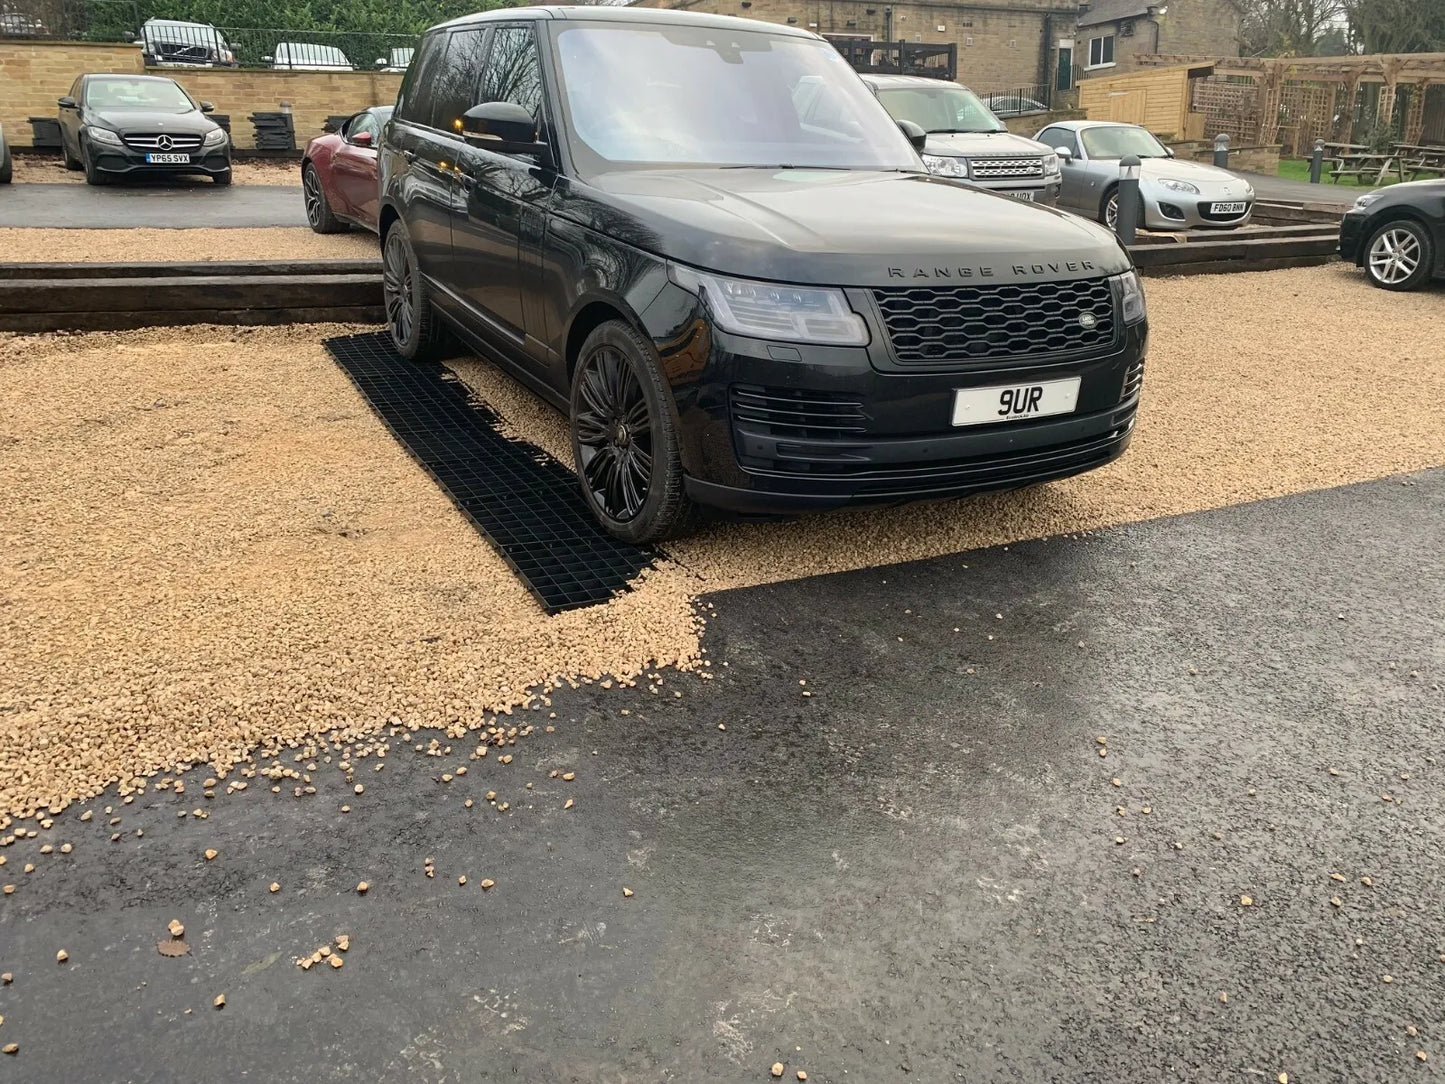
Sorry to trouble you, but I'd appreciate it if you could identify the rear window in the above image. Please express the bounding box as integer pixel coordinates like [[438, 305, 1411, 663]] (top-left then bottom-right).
[[395, 31, 448, 126]]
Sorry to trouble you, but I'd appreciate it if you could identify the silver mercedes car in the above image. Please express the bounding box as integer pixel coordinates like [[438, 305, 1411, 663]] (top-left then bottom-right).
[[1035, 120, 1255, 231]]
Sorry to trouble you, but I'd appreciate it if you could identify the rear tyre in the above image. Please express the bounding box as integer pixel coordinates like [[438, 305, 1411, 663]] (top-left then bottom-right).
[[381, 220, 444, 362], [1363, 218, 1433, 291], [213, 168, 233, 186], [302, 162, 343, 232], [82, 143, 111, 186], [570, 320, 701, 544], [62, 136, 81, 171]]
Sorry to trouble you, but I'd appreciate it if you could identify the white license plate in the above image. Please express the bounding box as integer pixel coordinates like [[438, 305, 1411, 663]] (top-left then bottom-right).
[[145, 152, 191, 164], [1210, 201, 1247, 214], [952, 377, 1081, 427], [1007, 190, 1035, 201]]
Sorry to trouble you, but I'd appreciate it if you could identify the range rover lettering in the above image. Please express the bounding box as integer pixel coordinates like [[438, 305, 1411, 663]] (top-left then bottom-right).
[[379, 6, 1147, 542]]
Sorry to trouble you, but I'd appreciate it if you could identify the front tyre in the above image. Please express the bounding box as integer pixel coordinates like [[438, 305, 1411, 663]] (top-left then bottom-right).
[[381, 220, 444, 361], [212, 168, 233, 186], [1364, 219, 1433, 291], [570, 320, 700, 544], [82, 143, 111, 186]]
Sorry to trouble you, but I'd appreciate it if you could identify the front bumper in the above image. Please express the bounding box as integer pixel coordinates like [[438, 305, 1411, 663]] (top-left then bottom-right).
[[1339, 211, 1366, 263], [1146, 194, 1254, 230], [648, 284, 1148, 517], [89, 143, 231, 177]]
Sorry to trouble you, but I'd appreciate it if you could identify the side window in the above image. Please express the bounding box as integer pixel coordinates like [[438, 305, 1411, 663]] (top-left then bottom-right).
[[479, 25, 544, 118], [1038, 126, 1079, 157], [431, 28, 490, 133], [395, 32, 447, 125]]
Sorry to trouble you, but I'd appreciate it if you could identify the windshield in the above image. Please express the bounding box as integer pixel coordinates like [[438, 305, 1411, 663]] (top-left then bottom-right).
[[1081, 126, 1169, 160], [84, 78, 193, 112], [280, 44, 349, 65], [875, 83, 1005, 134], [552, 23, 920, 174]]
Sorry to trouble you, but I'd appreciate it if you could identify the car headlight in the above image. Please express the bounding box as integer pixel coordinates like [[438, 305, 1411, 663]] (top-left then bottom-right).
[[1041, 152, 1060, 177], [1113, 270, 1146, 326], [1352, 192, 1384, 211], [1158, 178, 1200, 194], [920, 153, 969, 178], [670, 266, 869, 347], [84, 126, 123, 147], [202, 127, 228, 148]]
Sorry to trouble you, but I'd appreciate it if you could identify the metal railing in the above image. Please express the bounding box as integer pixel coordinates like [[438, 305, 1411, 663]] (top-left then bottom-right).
[[970, 84, 1052, 118]]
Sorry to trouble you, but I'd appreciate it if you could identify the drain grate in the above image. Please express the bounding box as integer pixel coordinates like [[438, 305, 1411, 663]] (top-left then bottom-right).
[[324, 332, 653, 614]]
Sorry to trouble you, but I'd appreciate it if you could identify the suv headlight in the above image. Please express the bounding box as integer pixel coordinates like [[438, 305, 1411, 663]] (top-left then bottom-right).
[[1158, 178, 1200, 194], [1113, 270, 1146, 325], [1352, 191, 1384, 211], [85, 126, 123, 146], [1041, 152, 1060, 177], [670, 266, 870, 347], [202, 127, 228, 148], [920, 153, 969, 178]]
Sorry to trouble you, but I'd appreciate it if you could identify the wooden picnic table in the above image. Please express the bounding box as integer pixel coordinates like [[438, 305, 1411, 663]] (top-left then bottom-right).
[[1391, 143, 1445, 180], [1321, 144, 1406, 185]]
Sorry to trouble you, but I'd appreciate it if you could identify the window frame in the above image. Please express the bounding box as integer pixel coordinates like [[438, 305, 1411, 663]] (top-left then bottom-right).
[[1086, 32, 1116, 70]]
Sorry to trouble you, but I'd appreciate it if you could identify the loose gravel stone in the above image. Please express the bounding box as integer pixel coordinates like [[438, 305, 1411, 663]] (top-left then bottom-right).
[[1, 267, 1443, 816], [0, 226, 371, 264]]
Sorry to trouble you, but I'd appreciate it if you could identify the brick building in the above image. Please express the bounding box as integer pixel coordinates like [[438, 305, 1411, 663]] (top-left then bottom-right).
[[629, 0, 1084, 99], [1074, 0, 1241, 77]]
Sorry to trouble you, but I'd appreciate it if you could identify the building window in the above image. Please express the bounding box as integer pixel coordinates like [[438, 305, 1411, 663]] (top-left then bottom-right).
[[1087, 33, 1115, 68]]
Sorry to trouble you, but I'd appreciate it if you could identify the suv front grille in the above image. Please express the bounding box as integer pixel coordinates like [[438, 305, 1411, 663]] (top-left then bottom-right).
[[730, 385, 868, 439], [970, 156, 1045, 179], [123, 133, 204, 150], [873, 278, 1117, 366]]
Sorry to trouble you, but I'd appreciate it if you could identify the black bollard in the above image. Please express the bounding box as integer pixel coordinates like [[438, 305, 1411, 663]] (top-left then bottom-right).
[[1310, 138, 1325, 184], [1116, 154, 1141, 244]]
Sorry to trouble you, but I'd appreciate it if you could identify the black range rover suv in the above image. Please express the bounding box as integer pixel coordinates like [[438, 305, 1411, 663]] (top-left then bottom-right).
[[379, 6, 1148, 542]]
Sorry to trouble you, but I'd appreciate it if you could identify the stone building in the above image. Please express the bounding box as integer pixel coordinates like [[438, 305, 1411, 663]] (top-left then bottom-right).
[[1074, 0, 1242, 78], [630, 0, 1084, 99]]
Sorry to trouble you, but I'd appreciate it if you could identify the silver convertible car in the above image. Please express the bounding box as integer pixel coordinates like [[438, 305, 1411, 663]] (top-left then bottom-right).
[[1035, 120, 1255, 230]]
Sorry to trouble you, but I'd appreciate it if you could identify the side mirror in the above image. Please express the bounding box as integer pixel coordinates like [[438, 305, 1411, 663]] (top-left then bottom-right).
[[460, 101, 547, 157], [898, 119, 927, 153], [261, 54, 274, 63], [200, 101, 214, 113], [351, 130, 374, 147], [1054, 145, 1073, 161], [58, 96, 77, 109]]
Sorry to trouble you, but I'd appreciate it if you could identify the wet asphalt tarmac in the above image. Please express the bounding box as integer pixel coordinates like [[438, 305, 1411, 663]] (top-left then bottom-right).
[[0, 183, 305, 229], [1, 469, 1442, 1083]]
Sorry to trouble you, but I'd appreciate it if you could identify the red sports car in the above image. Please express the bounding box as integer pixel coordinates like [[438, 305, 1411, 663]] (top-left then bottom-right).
[[301, 106, 391, 234]]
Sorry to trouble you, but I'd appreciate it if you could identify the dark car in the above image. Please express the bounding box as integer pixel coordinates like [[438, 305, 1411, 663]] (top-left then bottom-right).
[[1338, 180, 1445, 291], [0, 122, 11, 185], [302, 106, 393, 233], [57, 74, 231, 186], [379, 6, 1147, 543]]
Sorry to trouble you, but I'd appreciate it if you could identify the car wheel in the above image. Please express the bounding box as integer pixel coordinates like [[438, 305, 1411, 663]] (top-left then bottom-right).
[[0, 144, 11, 186], [213, 168, 232, 186], [1363, 219, 1434, 292], [569, 320, 701, 544], [302, 163, 343, 232], [381, 220, 444, 361], [81, 143, 111, 186], [62, 134, 81, 171], [1101, 186, 1147, 232]]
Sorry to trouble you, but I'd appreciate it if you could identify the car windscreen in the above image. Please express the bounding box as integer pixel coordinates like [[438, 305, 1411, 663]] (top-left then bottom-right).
[[84, 78, 194, 112], [1080, 126, 1169, 160], [875, 84, 1006, 134], [551, 23, 920, 174], [280, 44, 350, 65]]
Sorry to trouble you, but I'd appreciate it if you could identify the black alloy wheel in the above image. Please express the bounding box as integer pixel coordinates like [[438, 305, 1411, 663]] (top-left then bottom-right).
[[381, 222, 443, 361], [303, 163, 341, 232], [569, 321, 699, 543]]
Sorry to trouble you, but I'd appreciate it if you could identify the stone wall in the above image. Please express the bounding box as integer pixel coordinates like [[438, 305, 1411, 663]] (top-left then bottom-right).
[[0, 40, 401, 150]]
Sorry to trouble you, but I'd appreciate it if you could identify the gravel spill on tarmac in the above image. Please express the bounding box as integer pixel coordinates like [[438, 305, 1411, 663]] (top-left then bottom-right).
[[0, 228, 377, 263], [0, 263, 1442, 816], [10, 156, 300, 187]]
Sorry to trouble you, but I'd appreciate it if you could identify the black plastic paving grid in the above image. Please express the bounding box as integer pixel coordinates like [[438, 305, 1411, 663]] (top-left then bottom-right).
[[324, 332, 653, 614]]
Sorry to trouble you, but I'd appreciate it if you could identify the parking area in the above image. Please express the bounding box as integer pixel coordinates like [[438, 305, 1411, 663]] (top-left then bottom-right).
[[0, 260, 1442, 1081]]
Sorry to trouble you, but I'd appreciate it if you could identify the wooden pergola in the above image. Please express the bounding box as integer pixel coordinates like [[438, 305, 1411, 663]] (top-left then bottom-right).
[[1138, 52, 1445, 145]]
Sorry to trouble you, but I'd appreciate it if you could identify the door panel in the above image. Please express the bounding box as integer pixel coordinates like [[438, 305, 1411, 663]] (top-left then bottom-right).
[[333, 145, 378, 222]]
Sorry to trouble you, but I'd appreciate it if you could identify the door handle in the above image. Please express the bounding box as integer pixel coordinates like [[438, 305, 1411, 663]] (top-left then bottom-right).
[[456, 171, 474, 189], [402, 149, 416, 163]]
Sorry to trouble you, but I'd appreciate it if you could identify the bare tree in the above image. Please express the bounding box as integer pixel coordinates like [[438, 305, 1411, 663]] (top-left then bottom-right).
[[1344, 0, 1445, 53], [1238, 0, 1347, 56]]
